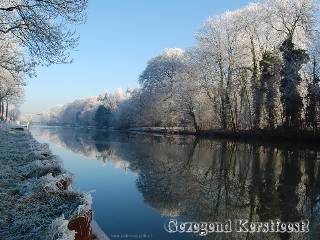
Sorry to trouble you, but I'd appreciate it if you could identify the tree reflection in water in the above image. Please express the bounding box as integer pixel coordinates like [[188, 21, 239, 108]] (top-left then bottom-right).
[[32, 126, 320, 240]]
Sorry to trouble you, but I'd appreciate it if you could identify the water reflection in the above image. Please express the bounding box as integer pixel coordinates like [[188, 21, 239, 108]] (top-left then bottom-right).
[[31, 126, 320, 239]]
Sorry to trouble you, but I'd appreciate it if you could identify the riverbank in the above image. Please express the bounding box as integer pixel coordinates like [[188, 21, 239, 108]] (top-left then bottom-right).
[[32, 124, 320, 147], [0, 123, 96, 240], [128, 127, 320, 144]]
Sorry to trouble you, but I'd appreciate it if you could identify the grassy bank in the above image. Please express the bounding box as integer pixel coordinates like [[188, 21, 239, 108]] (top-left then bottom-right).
[[0, 123, 92, 240]]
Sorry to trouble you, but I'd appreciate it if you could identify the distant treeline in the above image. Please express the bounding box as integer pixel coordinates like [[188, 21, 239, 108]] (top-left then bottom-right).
[[41, 0, 320, 134]]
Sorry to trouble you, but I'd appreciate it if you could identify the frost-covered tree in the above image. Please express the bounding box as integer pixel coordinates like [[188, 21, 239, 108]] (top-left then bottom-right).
[[116, 89, 142, 129], [39, 97, 99, 126], [0, 75, 24, 119], [126, 0, 318, 132], [139, 48, 185, 127], [305, 60, 320, 129], [95, 88, 128, 127], [305, 33, 320, 129], [0, 0, 88, 123], [264, 0, 317, 128], [0, 38, 26, 121], [173, 50, 203, 131], [196, 12, 244, 130], [236, 3, 281, 128], [263, 0, 317, 46], [37, 0, 320, 133], [0, 0, 88, 64], [98, 88, 125, 112]]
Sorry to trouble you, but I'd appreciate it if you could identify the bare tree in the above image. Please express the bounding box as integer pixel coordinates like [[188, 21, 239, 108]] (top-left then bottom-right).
[[0, 0, 88, 64]]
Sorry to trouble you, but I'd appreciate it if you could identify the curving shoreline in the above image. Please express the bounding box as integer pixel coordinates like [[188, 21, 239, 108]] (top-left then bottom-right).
[[0, 123, 95, 240]]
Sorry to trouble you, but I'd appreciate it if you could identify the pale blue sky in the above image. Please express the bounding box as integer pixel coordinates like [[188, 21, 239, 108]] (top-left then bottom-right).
[[22, 0, 251, 114]]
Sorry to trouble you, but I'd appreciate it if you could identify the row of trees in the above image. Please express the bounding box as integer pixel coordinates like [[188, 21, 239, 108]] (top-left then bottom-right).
[[39, 88, 129, 127], [42, 0, 320, 133], [39, 97, 100, 126], [0, 0, 87, 122], [118, 0, 320, 131]]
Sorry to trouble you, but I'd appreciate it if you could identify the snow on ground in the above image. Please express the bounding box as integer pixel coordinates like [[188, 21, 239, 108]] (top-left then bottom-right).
[[0, 123, 91, 240]]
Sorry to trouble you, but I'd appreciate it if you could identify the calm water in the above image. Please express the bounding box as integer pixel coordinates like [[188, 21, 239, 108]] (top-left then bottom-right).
[[30, 126, 320, 240]]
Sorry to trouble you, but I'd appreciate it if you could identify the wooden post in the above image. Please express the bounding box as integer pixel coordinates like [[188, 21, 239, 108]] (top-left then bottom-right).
[[68, 210, 93, 240]]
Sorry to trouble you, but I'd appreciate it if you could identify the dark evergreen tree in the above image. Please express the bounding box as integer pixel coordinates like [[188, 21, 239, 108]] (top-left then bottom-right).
[[94, 105, 112, 128], [279, 38, 309, 129], [260, 51, 282, 129]]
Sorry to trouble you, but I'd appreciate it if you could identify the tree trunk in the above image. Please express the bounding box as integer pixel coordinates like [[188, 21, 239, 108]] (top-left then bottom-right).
[[250, 37, 262, 129], [5, 101, 8, 122], [0, 100, 2, 120], [188, 105, 199, 132], [1, 101, 4, 120], [218, 58, 228, 130]]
